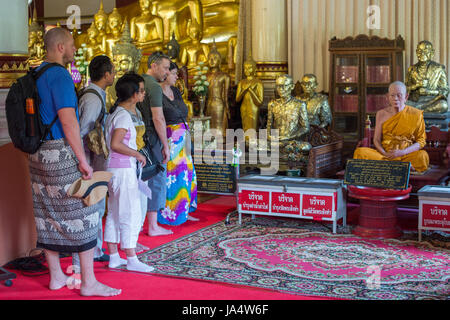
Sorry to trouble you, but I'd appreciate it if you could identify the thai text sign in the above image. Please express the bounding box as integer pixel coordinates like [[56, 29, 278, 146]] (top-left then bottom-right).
[[239, 189, 337, 220], [344, 159, 410, 189], [302, 195, 333, 220], [271, 192, 301, 215], [421, 203, 450, 230], [239, 190, 270, 213]]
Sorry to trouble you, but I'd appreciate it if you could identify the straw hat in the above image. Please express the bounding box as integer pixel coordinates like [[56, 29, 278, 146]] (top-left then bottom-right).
[[67, 171, 113, 206]]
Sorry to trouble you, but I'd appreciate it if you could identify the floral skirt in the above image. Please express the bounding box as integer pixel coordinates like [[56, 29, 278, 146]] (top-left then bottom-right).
[[158, 123, 197, 226]]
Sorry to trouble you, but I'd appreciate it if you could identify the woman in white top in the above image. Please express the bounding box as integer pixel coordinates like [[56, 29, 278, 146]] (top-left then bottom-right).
[[104, 73, 153, 273]]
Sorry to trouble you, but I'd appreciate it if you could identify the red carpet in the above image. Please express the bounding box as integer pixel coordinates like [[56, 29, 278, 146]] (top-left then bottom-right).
[[0, 196, 331, 300]]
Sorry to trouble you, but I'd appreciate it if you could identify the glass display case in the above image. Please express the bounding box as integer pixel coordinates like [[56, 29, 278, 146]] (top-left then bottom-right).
[[329, 35, 405, 146]]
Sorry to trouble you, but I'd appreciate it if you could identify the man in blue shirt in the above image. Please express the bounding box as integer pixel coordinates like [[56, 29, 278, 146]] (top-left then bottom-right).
[[32, 27, 120, 297]]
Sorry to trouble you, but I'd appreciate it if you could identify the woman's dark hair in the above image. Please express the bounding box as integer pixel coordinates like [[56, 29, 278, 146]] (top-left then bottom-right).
[[110, 72, 145, 114], [169, 61, 178, 71], [89, 55, 114, 82]]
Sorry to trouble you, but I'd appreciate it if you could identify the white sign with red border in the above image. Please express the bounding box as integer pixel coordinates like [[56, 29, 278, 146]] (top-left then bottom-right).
[[419, 200, 450, 240], [237, 179, 346, 234]]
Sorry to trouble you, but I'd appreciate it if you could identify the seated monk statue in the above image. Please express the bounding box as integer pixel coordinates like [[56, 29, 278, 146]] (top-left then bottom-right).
[[354, 81, 429, 173], [296, 74, 332, 128], [267, 74, 312, 163], [405, 41, 449, 113]]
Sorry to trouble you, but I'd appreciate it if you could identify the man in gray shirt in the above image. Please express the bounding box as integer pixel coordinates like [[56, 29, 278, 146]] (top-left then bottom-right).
[[74, 55, 115, 267], [139, 51, 172, 236]]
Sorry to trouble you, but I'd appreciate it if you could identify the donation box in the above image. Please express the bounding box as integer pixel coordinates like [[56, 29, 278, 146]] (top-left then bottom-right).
[[237, 175, 347, 233], [418, 185, 450, 241]]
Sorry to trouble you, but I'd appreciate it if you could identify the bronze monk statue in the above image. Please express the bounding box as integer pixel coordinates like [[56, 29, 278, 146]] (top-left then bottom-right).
[[405, 41, 449, 113], [296, 74, 332, 128], [267, 74, 311, 163]]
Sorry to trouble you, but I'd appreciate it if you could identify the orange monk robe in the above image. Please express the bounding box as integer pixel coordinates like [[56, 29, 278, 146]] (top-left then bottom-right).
[[354, 105, 429, 172]]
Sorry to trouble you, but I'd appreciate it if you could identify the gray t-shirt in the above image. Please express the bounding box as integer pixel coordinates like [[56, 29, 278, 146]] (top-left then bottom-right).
[[138, 73, 164, 162]]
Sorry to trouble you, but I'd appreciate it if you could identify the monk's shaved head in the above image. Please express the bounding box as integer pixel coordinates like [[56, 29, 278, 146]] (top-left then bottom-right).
[[44, 27, 72, 51], [389, 81, 407, 95]]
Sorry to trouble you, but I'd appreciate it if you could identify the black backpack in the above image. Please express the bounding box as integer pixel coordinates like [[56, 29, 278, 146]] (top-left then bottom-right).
[[5, 63, 65, 154]]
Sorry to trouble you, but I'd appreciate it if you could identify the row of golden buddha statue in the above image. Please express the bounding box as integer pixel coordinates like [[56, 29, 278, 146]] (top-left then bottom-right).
[[26, 1, 449, 165]]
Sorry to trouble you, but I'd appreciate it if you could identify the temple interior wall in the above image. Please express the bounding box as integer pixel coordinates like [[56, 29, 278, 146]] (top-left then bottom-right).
[[288, 0, 450, 95]]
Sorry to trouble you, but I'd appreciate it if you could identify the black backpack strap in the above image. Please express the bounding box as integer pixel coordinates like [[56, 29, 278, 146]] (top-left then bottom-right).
[[33, 62, 65, 81], [33, 63, 70, 141], [41, 115, 59, 142]]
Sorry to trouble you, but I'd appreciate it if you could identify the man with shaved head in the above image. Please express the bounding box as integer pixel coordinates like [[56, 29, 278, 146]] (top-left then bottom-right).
[[354, 81, 429, 172], [30, 27, 121, 297]]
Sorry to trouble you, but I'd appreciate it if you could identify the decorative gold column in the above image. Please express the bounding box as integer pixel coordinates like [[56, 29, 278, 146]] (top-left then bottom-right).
[[251, 0, 288, 104]]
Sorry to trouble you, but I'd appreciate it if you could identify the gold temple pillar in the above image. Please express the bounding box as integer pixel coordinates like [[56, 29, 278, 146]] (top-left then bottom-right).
[[251, 0, 288, 105]]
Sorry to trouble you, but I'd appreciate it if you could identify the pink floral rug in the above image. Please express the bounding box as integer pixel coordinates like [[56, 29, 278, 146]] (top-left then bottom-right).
[[138, 215, 450, 300]]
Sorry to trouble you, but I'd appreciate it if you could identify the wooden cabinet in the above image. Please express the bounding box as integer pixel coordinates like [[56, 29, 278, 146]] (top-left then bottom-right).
[[329, 35, 405, 147]]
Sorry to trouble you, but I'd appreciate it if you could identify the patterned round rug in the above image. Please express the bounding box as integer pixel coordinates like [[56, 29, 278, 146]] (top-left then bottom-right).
[[218, 232, 450, 284], [134, 215, 450, 300]]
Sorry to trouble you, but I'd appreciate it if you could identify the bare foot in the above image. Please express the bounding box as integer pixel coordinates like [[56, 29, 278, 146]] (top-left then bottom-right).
[[49, 274, 69, 290], [80, 281, 122, 297], [135, 242, 149, 253], [148, 225, 173, 237], [187, 215, 200, 221]]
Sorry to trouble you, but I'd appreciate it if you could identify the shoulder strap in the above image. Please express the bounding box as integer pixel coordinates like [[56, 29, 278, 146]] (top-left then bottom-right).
[[79, 88, 105, 122], [33, 63, 65, 81], [33, 63, 65, 141]]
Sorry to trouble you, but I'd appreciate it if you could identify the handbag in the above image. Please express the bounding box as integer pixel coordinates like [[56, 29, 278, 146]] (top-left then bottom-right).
[[139, 133, 165, 181]]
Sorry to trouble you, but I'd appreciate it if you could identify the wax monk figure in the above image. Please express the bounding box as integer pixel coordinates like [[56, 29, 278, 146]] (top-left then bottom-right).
[[354, 81, 429, 172]]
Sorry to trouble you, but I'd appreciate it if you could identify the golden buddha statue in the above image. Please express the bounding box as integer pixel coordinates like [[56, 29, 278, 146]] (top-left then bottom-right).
[[180, 18, 210, 74], [130, 0, 164, 50], [106, 22, 142, 110], [227, 36, 238, 73], [406, 41, 449, 113], [94, 0, 108, 46], [236, 53, 264, 132], [296, 74, 332, 128], [28, 6, 45, 67], [267, 74, 311, 162], [206, 41, 231, 136], [201, 0, 239, 42], [84, 22, 105, 62], [105, 8, 124, 58]]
